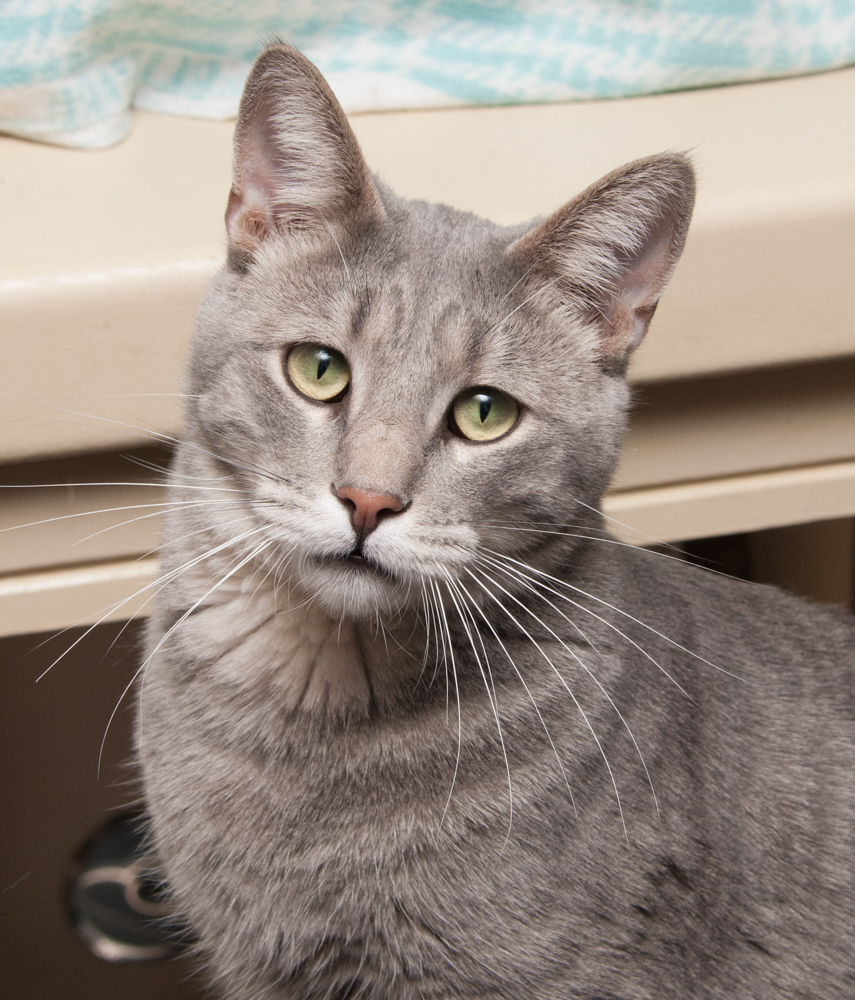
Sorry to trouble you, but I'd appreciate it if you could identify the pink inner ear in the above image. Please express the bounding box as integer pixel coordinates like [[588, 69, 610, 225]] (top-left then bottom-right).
[[226, 114, 286, 247], [225, 187, 241, 230], [606, 229, 675, 353]]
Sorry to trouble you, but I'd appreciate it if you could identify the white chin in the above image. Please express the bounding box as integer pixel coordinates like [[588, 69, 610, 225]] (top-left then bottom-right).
[[297, 560, 409, 620]]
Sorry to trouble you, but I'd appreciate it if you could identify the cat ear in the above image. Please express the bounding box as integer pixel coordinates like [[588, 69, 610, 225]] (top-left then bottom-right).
[[509, 154, 695, 361], [225, 44, 384, 261]]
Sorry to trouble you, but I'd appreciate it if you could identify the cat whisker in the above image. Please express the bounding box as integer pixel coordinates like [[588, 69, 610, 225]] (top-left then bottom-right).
[[135, 514, 266, 580], [276, 541, 303, 592], [479, 519, 611, 533], [98, 658, 151, 778], [414, 582, 433, 689], [0, 500, 187, 535], [34, 523, 271, 682], [123, 453, 254, 490], [497, 260, 538, 304], [478, 551, 693, 700], [479, 520, 750, 577], [134, 529, 276, 667], [478, 521, 680, 563], [270, 544, 302, 610], [418, 578, 452, 689], [48, 404, 297, 489], [560, 494, 686, 554], [422, 580, 445, 689], [428, 579, 451, 710], [486, 275, 563, 336], [462, 564, 629, 845], [126, 535, 275, 775], [475, 554, 604, 661], [21, 512, 265, 671], [441, 567, 514, 850], [472, 556, 660, 825], [478, 523, 645, 547], [371, 600, 422, 665], [484, 548, 742, 681], [448, 571, 577, 819], [95, 526, 276, 773], [428, 578, 463, 827], [0, 481, 240, 492], [375, 610, 392, 666], [72, 499, 261, 546], [323, 218, 352, 282], [246, 541, 293, 604], [1, 497, 261, 553], [85, 392, 202, 399], [120, 454, 182, 478]]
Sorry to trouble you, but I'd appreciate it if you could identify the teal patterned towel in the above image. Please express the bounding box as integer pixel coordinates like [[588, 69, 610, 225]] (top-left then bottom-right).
[[2, 1, 855, 148]]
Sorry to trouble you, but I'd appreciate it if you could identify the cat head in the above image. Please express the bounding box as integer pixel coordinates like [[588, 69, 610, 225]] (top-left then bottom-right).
[[180, 45, 695, 621]]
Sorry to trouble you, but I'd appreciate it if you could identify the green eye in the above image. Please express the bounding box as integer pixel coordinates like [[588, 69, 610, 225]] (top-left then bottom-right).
[[451, 386, 520, 442], [286, 344, 350, 402]]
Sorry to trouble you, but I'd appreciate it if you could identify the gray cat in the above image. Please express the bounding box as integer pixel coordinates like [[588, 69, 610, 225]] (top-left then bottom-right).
[[139, 45, 855, 999]]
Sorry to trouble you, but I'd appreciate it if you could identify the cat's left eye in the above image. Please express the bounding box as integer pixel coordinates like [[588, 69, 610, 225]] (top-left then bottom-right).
[[286, 343, 351, 402], [450, 386, 520, 442]]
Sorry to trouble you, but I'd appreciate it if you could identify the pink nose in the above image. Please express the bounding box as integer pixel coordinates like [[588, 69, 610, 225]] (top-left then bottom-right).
[[335, 486, 404, 542], [335, 486, 405, 540]]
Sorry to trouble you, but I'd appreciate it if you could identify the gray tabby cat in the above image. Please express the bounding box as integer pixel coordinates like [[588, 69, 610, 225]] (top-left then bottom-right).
[[139, 45, 855, 999]]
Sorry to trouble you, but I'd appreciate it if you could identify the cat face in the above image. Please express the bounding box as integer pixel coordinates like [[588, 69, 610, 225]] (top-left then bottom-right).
[[177, 46, 694, 622]]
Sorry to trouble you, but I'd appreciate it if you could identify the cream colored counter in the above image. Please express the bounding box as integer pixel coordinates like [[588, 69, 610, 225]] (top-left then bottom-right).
[[2, 67, 854, 636]]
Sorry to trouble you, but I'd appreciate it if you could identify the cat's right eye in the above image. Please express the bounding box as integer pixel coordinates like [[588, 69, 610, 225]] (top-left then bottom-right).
[[286, 344, 351, 402]]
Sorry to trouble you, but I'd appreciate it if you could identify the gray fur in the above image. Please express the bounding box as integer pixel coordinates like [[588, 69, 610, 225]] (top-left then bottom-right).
[[139, 45, 855, 999]]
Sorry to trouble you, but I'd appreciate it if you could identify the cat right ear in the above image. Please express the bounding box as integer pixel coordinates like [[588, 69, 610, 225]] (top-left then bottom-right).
[[225, 45, 384, 264]]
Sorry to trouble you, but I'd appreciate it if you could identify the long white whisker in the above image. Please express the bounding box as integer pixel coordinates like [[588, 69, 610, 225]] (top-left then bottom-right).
[[479, 552, 691, 700], [473, 556, 660, 826], [562, 495, 688, 553], [0, 481, 245, 492], [34, 524, 269, 681], [441, 568, 514, 850], [73, 500, 261, 545], [429, 578, 463, 827], [48, 405, 295, 487], [429, 580, 450, 711], [0, 497, 249, 536], [134, 512, 261, 565], [99, 529, 277, 775], [462, 565, 629, 845], [480, 523, 674, 552], [414, 581, 433, 688], [480, 521, 749, 578], [425, 583, 445, 688], [483, 549, 743, 681], [128, 536, 275, 772], [497, 261, 537, 304], [450, 572, 577, 819], [323, 219, 352, 282], [487, 275, 562, 334]]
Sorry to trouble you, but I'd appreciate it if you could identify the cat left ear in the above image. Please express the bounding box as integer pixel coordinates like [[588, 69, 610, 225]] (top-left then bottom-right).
[[509, 154, 695, 361], [225, 44, 384, 263]]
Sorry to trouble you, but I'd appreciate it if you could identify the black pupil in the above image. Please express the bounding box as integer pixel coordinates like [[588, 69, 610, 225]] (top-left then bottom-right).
[[316, 351, 331, 380], [477, 394, 492, 423]]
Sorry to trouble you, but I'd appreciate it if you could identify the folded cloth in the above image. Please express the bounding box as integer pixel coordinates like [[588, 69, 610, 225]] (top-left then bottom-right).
[[2, 0, 854, 149]]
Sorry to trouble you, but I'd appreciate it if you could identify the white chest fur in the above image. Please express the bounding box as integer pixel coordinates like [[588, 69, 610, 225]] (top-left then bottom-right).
[[158, 571, 393, 716]]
